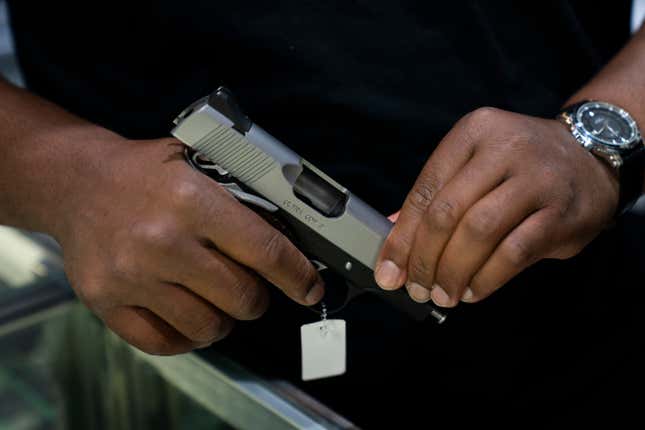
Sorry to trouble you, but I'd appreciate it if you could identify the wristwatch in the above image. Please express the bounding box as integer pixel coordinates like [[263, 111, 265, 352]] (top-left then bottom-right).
[[559, 100, 645, 216]]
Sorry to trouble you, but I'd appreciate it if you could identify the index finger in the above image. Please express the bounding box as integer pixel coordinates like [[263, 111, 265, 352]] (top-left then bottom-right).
[[198, 186, 324, 306], [375, 113, 481, 290]]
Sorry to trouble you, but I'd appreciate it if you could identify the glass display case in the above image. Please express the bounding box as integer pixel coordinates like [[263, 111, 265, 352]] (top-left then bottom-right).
[[0, 227, 357, 430]]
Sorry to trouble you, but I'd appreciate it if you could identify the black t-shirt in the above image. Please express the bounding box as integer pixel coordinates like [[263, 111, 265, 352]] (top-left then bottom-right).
[[7, 1, 644, 427]]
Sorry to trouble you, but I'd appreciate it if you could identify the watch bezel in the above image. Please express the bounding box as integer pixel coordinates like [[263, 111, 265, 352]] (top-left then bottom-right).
[[574, 101, 641, 150]]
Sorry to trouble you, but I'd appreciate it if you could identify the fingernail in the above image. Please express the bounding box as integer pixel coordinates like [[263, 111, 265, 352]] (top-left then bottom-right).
[[388, 211, 401, 222], [375, 260, 402, 290], [461, 287, 474, 303], [407, 282, 431, 303], [430, 284, 451, 307], [305, 281, 325, 305]]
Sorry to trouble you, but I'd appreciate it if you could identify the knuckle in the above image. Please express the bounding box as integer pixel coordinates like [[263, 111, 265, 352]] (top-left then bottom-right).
[[383, 229, 414, 257], [299, 259, 319, 289], [426, 199, 460, 232], [130, 218, 179, 251], [408, 179, 439, 212], [463, 208, 499, 241], [257, 231, 287, 267], [234, 283, 268, 320], [286, 256, 319, 299], [112, 249, 134, 274], [170, 178, 203, 208], [198, 257, 222, 279], [112, 249, 144, 283], [408, 253, 433, 281], [187, 311, 226, 344], [463, 106, 501, 129], [252, 230, 315, 300], [501, 237, 536, 267]]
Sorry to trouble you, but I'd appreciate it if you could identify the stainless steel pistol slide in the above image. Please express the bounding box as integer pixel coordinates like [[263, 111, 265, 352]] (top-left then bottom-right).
[[172, 87, 446, 323]]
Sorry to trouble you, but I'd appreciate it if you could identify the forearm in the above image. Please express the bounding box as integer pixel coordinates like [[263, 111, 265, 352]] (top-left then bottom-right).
[[566, 26, 645, 193], [0, 78, 122, 236]]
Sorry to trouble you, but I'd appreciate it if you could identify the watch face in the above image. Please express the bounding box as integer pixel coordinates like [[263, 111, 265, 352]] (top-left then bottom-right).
[[576, 102, 640, 148]]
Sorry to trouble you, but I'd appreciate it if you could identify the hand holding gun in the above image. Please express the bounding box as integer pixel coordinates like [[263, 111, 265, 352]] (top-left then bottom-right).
[[172, 87, 446, 323]]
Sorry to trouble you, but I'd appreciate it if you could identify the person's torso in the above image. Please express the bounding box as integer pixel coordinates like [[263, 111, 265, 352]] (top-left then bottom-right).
[[7, 2, 642, 427], [7, 0, 631, 209]]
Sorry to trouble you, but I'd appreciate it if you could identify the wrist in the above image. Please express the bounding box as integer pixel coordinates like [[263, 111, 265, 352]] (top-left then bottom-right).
[[5, 126, 127, 240], [0, 81, 132, 238], [557, 100, 643, 216]]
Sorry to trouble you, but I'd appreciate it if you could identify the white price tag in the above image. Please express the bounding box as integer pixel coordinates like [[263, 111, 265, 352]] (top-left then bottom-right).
[[300, 319, 346, 381]]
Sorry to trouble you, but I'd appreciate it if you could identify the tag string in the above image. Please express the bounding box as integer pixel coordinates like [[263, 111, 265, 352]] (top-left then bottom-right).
[[320, 302, 329, 337]]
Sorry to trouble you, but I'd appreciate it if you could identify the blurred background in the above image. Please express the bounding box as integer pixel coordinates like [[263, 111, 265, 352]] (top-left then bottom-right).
[[0, 0, 22, 86]]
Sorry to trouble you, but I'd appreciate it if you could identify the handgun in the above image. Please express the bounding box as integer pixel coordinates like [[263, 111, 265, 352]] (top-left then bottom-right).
[[171, 87, 446, 323]]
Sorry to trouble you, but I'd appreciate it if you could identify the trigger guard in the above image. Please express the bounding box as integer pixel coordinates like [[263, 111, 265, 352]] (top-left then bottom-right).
[[308, 260, 365, 316]]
